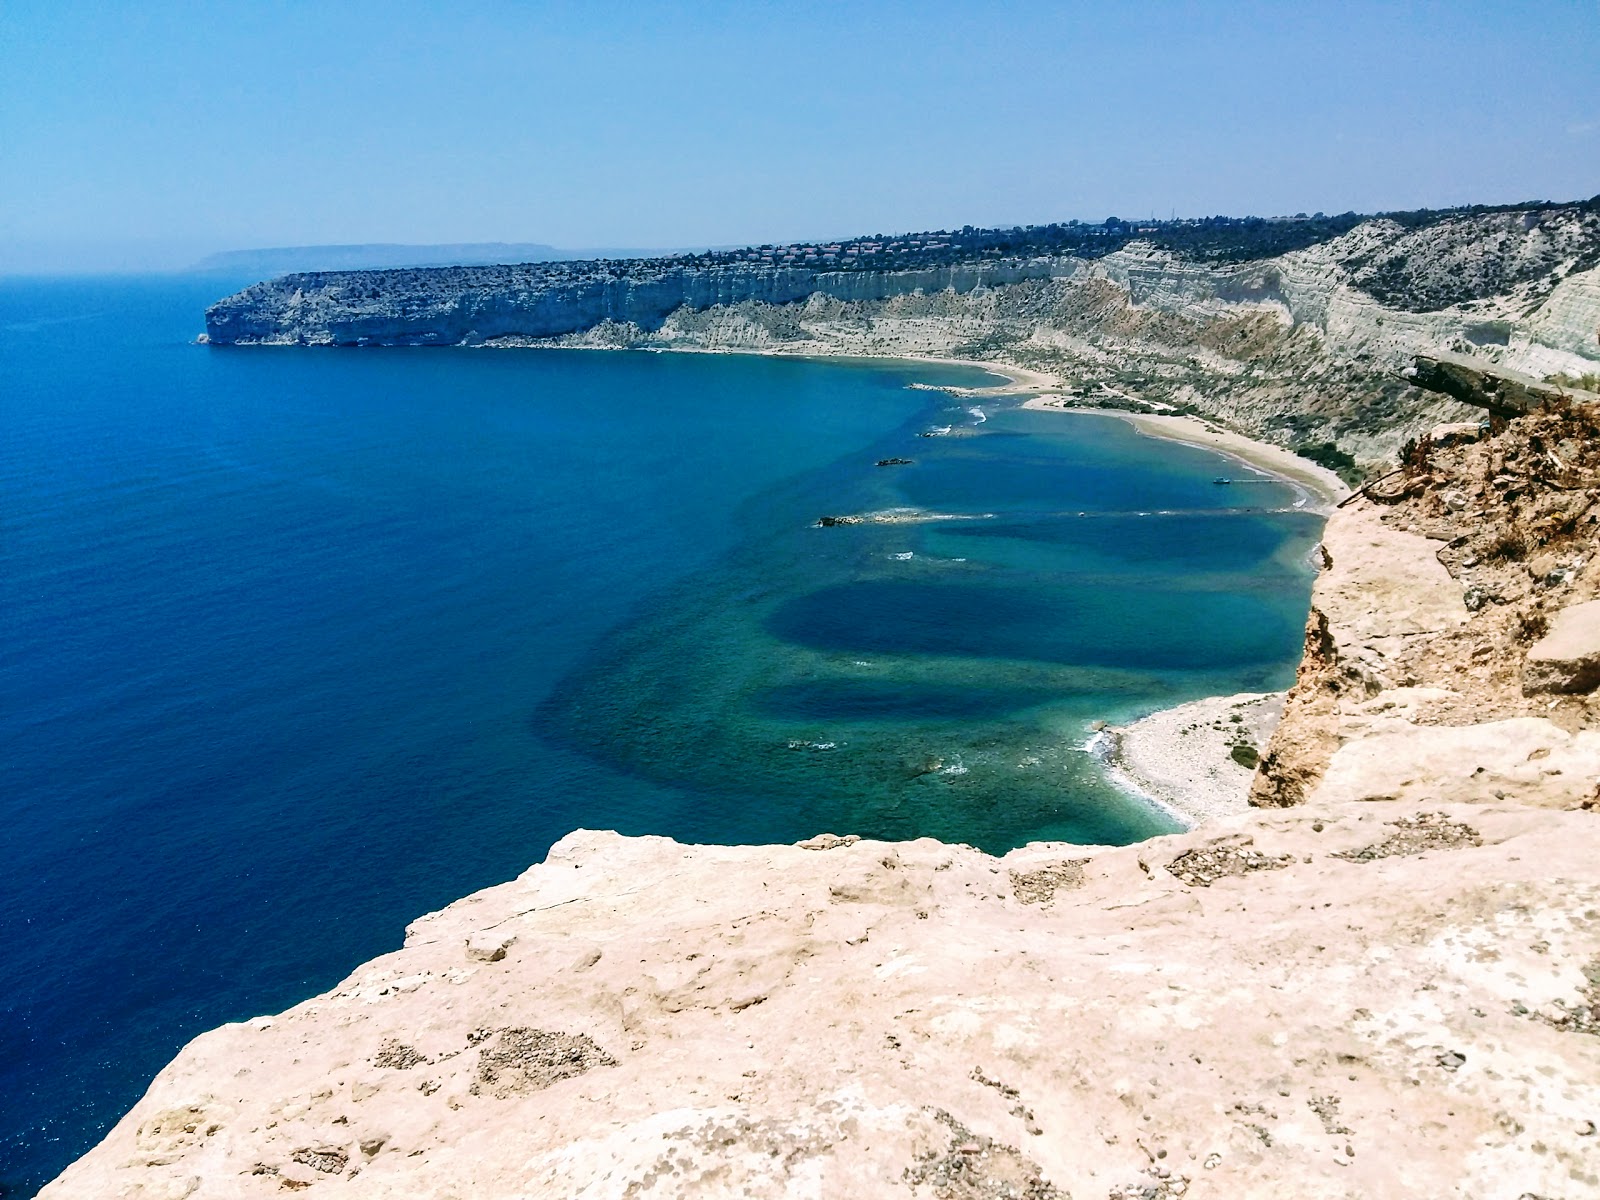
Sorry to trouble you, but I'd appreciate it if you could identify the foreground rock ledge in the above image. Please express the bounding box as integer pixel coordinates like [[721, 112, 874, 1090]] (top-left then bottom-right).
[[45, 811, 1600, 1199]]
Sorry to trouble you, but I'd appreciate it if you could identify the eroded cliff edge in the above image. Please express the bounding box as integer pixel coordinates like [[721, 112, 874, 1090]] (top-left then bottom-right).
[[43, 402, 1600, 1200]]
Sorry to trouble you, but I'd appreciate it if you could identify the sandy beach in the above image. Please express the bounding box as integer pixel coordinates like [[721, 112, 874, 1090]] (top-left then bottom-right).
[[1101, 691, 1284, 826], [1022, 395, 1349, 513], [902, 356, 1063, 395]]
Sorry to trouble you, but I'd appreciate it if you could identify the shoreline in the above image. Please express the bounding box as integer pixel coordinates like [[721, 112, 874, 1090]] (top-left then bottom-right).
[[624, 343, 1061, 394], [1020, 396, 1349, 514], [669, 345, 1333, 828], [1097, 692, 1287, 828], [569, 341, 1343, 514]]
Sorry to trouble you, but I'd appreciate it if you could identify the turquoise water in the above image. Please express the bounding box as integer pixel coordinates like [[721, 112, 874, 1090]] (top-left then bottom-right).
[[0, 277, 1319, 1194], [545, 404, 1321, 848]]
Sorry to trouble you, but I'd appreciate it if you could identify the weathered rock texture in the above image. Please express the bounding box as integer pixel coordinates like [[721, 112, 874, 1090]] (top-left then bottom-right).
[[40, 813, 1600, 1200], [206, 203, 1600, 468], [1251, 397, 1600, 811]]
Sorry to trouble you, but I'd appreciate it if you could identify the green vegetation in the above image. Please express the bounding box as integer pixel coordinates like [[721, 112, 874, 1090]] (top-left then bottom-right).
[[1546, 371, 1600, 392], [1294, 440, 1361, 486], [1230, 743, 1260, 769], [668, 196, 1600, 276]]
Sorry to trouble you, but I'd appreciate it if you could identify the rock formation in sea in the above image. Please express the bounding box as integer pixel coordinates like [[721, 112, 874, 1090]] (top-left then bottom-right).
[[42, 368, 1600, 1200]]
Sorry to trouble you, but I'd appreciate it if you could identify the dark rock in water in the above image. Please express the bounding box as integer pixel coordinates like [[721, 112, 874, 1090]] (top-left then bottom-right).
[[816, 515, 862, 527], [875, 457, 914, 467]]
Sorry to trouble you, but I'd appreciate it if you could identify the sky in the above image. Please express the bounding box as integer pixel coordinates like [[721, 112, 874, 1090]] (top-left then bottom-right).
[[2, 0, 1597, 273]]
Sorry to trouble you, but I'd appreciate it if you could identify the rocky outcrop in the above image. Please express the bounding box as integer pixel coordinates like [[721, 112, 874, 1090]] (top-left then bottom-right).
[[1524, 598, 1600, 694], [1250, 396, 1600, 813], [1404, 352, 1600, 416]]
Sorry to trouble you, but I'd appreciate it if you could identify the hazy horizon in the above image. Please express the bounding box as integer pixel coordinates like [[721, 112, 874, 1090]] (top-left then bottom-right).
[[4, 1, 1598, 274]]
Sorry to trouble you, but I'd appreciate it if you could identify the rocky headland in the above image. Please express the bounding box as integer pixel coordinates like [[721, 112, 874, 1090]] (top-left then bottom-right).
[[43, 366, 1600, 1199], [205, 199, 1600, 470]]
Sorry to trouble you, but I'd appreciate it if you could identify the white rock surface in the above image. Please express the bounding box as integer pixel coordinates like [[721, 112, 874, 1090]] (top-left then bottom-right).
[[42, 811, 1600, 1200], [1524, 598, 1600, 694], [1317, 716, 1600, 807]]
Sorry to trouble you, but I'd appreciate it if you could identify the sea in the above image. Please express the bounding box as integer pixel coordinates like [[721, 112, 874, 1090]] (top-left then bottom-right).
[[0, 275, 1324, 1194]]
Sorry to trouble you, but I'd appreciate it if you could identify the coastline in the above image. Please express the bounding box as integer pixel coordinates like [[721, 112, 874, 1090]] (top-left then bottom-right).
[[636, 342, 1343, 513], [667, 345, 1337, 828], [508, 340, 1332, 829], [1099, 692, 1286, 828], [1021, 395, 1349, 514]]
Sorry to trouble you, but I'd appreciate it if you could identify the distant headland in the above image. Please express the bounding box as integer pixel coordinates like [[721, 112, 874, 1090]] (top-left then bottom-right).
[[203, 196, 1600, 474]]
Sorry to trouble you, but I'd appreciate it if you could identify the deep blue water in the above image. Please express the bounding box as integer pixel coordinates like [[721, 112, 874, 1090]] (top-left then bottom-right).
[[0, 276, 1320, 1194]]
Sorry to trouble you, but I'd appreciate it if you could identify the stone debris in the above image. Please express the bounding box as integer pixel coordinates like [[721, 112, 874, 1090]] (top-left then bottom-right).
[[471, 1027, 617, 1098], [971, 1068, 1042, 1136], [371, 1040, 429, 1070], [290, 1147, 348, 1175], [798, 833, 860, 851], [1109, 1174, 1190, 1199], [1008, 861, 1086, 905], [1332, 812, 1481, 862], [1534, 959, 1600, 1037], [1165, 837, 1292, 887], [902, 1109, 1065, 1200], [1523, 598, 1600, 694], [1307, 1095, 1353, 1136]]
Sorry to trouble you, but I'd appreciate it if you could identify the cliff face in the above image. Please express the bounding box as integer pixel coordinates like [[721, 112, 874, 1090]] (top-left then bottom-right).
[[1252, 389, 1600, 812], [205, 204, 1600, 468], [203, 260, 1074, 347]]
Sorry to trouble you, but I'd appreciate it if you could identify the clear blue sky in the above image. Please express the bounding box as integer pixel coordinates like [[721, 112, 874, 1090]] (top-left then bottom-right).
[[2, 0, 1597, 272]]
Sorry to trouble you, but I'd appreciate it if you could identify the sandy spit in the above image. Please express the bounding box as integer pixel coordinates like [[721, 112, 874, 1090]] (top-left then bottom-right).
[[1102, 691, 1285, 827]]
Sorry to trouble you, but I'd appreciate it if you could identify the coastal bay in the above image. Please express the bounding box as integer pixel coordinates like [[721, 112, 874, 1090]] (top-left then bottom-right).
[[5, 281, 1320, 1192], [595, 348, 1340, 828]]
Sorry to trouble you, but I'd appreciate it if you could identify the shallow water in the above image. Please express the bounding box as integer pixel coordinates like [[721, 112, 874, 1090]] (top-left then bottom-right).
[[0, 278, 1319, 1194], [543, 404, 1322, 850]]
